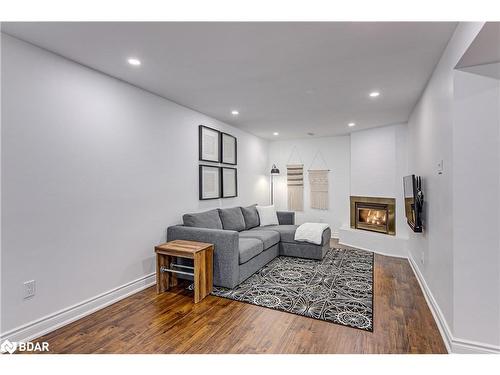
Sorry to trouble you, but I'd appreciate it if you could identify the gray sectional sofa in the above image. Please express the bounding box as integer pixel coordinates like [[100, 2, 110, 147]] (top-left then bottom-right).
[[167, 205, 331, 289]]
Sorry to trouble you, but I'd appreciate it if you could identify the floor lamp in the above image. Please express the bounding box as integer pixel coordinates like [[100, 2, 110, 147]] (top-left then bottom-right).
[[270, 164, 280, 205]]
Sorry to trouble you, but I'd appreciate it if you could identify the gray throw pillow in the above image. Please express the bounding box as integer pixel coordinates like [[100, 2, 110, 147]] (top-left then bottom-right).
[[240, 204, 260, 229], [183, 209, 223, 229], [218, 207, 246, 232]]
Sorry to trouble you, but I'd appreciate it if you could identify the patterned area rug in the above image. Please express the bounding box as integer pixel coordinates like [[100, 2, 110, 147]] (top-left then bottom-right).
[[211, 248, 374, 331]]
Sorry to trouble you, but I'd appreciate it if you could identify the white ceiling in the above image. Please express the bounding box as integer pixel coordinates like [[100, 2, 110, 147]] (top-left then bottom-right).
[[2, 22, 457, 139]]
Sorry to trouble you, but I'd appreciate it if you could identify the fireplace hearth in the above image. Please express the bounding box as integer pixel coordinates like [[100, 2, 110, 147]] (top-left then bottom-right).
[[350, 196, 396, 235]]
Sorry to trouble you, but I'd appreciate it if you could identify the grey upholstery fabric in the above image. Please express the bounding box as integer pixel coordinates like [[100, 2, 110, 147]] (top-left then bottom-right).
[[251, 225, 299, 243], [239, 230, 280, 249], [239, 238, 263, 264], [240, 204, 260, 229], [277, 211, 295, 225], [239, 244, 279, 283], [167, 225, 239, 288], [182, 209, 223, 229], [279, 242, 329, 260], [280, 227, 331, 260], [251, 223, 329, 246], [218, 207, 246, 232], [168, 208, 331, 289]]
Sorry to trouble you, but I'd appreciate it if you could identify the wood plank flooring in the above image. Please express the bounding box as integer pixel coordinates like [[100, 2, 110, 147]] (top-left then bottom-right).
[[32, 240, 447, 353]]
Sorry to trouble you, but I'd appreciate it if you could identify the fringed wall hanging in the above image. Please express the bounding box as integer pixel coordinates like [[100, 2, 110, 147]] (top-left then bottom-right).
[[308, 150, 330, 210], [309, 170, 329, 209], [287, 164, 304, 211]]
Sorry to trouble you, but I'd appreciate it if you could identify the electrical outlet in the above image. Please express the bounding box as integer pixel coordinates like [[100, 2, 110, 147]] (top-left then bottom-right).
[[24, 280, 35, 299]]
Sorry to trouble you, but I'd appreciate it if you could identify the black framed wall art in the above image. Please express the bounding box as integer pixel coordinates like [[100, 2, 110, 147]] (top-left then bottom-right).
[[221, 132, 237, 165], [199, 165, 221, 200], [221, 167, 238, 198], [199, 125, 221, 163]]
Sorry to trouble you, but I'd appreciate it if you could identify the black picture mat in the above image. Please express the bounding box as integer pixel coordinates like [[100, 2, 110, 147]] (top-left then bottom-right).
[[220, 132, 238, 165], [221, 166, 238, 198], [199, 165, 221, 200], [199, 125, 221, 163]]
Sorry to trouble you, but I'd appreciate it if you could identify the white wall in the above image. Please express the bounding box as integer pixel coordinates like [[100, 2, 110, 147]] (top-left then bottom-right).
[[453, 70, 500, 347], [350, 124, 409, 238], [407, 23, 482, 337], [339, 124, 409, 257], [406, 22, 500, 353], [268, 136, 350, 237], [0, 34, 269, 335]]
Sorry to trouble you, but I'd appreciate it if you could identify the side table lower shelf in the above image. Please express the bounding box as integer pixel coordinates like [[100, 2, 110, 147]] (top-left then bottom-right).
[[155, 240, 214, 303]]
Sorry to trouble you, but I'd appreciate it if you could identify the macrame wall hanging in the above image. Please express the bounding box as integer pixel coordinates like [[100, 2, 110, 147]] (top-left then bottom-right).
[[287, 164, 304, 211], [308, 150, 330, 210], [286, 146, 304, 211]]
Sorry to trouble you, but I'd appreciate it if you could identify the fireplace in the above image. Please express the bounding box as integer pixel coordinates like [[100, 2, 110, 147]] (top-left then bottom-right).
[[350, 196, 396, 235]]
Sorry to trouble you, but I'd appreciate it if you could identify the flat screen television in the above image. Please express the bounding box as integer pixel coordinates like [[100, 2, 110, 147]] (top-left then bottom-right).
[[403, 174, 423, 232]]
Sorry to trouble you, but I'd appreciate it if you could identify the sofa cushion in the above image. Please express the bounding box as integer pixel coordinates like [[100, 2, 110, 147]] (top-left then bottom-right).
[[183, 209, 223, 229], [240, 204, 260, 229], [239, 230, 280, 249], [218, 207, 246, 232], [256, 205, 279, 226], [239, 238, 264, 264], [251, 225, 299, 243]]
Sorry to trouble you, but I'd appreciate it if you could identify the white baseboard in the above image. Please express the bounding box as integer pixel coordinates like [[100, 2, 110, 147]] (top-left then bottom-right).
[[338, 227, 408, 258], [338, 240, 408, 259], [451, 338, 500, 354], [407, 255, 500, 354], [407, 254, 453, 353], [0, 272, 156, 343]]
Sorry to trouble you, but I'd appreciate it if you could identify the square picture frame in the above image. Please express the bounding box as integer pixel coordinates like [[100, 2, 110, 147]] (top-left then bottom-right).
[[220, 132, 237, 165], [199, 165, 221, 200], [221, 167, 238, 198], [199, 125, 221, 163]]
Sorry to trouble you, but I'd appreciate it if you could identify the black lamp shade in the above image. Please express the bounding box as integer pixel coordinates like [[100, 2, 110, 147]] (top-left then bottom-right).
[[270, 164, 280, 175]]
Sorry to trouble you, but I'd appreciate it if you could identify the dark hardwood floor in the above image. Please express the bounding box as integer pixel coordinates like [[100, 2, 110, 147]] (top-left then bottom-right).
[[32, 240, 447, 354]]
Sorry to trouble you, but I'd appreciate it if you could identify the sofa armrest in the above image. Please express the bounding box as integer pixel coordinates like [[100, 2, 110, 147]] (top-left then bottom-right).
[[167, 225, 239, 288], [277, 211, 295, 225]]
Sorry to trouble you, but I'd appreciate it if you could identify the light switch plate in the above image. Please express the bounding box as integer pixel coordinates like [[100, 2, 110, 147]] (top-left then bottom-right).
[[437, 160, 444, 175]]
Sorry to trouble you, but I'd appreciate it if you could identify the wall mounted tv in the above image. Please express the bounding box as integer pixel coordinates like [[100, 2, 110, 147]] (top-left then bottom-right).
[[403, 174, 423, 233]]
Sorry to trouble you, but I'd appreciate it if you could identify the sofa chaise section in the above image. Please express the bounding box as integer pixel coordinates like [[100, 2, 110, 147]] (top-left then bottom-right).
[[250, 224, 331, 260]]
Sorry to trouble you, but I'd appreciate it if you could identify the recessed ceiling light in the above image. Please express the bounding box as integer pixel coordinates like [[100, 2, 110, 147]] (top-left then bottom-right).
[[127, 58, 141, 66], [231, 110, 239, 115], [369, 91, 380, 98], [348, 122, 356, 127], [273, 132, 279, 136]]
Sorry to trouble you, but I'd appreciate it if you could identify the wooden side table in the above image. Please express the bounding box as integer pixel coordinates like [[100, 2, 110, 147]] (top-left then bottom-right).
[[154, 240, 214, 303]]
